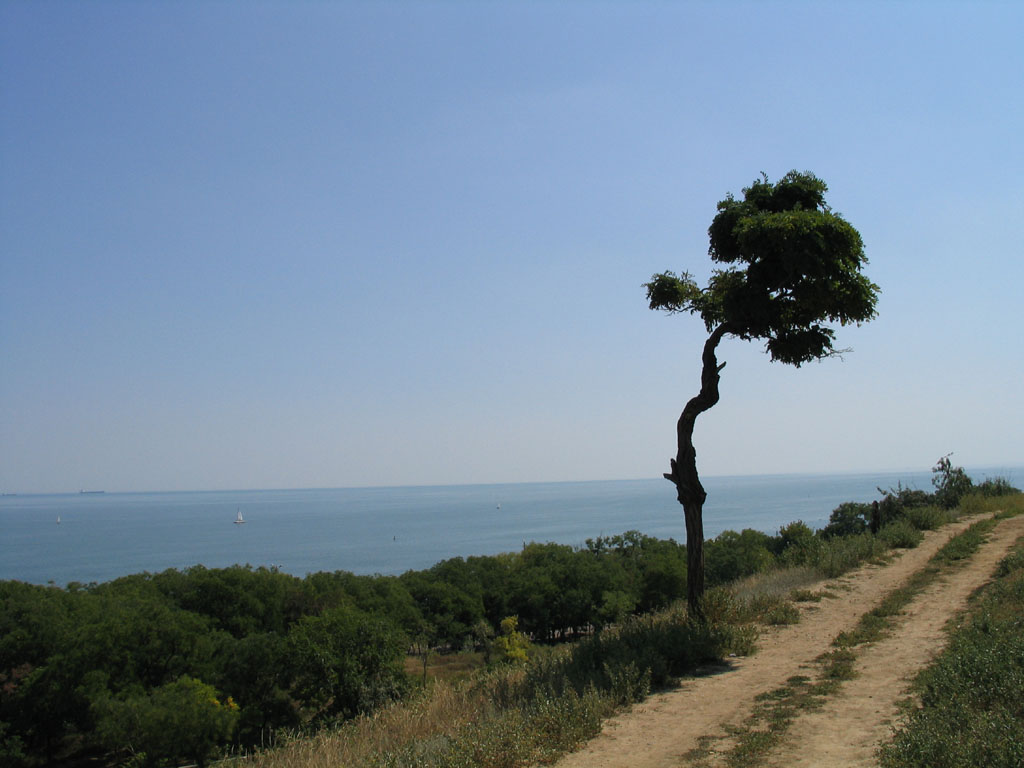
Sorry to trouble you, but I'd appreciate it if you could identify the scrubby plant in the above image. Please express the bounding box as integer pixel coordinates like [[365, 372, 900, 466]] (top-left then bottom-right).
[[93, 676, 239, 768], [901, 505, 954, 531], [820, 501, 872, 539], [494, 616, 530, 664], [974, 476, 1020, 497], [931, 454, 974, 509], [877, 519, 924, 549], [777, 521, 823, 567], [705, 528, 777, 586], [876, 483, 934, 525]]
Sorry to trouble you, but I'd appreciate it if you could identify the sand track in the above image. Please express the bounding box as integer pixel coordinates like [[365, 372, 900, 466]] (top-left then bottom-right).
[[551, 513, 1024, 768]]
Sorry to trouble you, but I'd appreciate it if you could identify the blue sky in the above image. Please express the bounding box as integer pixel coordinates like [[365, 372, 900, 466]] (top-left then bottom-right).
[[2, 1, 1022, 493]]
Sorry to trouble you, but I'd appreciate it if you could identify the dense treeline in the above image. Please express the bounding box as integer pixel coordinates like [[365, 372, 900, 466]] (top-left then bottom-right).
[[1, 532, 692, 766], [1, 459, 1016, 767]]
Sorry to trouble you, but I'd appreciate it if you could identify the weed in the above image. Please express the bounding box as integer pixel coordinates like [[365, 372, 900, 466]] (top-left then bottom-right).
[[878, 518, 924, 549], [763, 603, 801, 625], [790, 589, 822, 602]]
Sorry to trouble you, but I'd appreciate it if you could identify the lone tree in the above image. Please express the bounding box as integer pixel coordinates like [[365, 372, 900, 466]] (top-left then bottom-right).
[[645, 171, 879, 618]]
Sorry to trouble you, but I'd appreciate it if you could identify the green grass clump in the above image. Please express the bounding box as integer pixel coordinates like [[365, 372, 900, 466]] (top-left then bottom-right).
[[933, 518, 996, 563], [813, 531, 889, 578], [879, 537, 1024, 768], [878, 519, 924, 549], [789, 589, 822, 602], [902, 505, 956, 531]]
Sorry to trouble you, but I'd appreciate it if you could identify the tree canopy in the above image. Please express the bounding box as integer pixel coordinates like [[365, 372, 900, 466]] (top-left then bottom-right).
[[645, 170, 878, 364]]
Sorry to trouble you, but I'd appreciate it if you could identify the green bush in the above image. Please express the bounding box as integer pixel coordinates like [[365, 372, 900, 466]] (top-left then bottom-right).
[[876, 483, 935, 525], [778, 521, 823, 567], [974, 477, 1020, 497], [931, 455, 974, 510], [93, 676, 239, 768], [287, 606, 409, 722], [878, 519, 924, 549], [820, 502, 872, 539], [705, 529, 777, 586], [813, 532, 888, 578], [902, 505, 953, 531]]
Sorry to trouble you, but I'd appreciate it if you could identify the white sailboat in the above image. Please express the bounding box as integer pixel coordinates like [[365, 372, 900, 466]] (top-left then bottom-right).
[[234, 508, 245, 525]]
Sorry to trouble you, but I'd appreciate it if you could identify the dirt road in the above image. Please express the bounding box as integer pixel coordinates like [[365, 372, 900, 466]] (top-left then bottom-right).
[[552, 513, 1024, 768]]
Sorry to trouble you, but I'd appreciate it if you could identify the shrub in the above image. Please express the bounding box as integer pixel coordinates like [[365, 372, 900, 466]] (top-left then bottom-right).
[[878, 519, 924, 549], [902, 505, 953, 531], [763, 603, 801, 625], [974, 477, 1021, 497], [93, 676, 239, 768], [814, 532, 888, 578], [705, 529, 777, 586], [777, 521, 823, 567], [877, 483, 934, 524], [820, 502, 872, 539], [494, 616, 530, 664], [931, 454, 974, 510], [287, 605, 409, 722]]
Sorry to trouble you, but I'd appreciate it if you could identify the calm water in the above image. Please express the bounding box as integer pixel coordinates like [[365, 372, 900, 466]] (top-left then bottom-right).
[[2, 467, 1019, 587]]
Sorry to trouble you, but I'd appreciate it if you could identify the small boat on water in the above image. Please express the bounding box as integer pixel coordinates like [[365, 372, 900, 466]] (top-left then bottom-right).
[[234, 508, 246, 525], [56, 515, 61, 524]]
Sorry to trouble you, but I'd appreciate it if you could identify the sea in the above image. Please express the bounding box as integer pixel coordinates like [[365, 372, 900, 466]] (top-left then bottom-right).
[[2, 467, 1020, 588]]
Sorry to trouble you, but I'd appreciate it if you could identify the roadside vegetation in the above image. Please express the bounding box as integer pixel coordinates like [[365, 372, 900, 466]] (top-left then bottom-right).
[[0, 459, 1017, 767], [879, 495, 1024, 768]]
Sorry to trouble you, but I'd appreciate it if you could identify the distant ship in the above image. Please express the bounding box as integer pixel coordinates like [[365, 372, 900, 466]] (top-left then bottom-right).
[[79, 490, 105, 494], [234, 508, 246, 525]]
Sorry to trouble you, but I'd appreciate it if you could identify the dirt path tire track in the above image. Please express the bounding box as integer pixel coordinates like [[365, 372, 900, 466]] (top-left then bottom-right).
[[763, 512, 1024, 768], [550, 513, 1018, 768]]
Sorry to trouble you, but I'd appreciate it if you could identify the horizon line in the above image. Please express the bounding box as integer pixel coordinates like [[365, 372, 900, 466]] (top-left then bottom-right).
[[5, 463, 1023, 498]]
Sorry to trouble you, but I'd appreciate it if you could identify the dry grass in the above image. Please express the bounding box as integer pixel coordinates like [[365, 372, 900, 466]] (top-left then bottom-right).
[[243, 680, 491, 768], [729, 566, 822, 603], [403, 651, 486, 684]]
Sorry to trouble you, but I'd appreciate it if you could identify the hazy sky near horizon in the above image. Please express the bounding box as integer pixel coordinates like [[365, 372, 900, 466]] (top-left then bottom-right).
[[2, 1, 1022, 494]]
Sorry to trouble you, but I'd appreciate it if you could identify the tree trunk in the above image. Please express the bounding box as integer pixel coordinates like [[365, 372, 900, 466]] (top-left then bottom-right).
[[664, 323, 734, 620]]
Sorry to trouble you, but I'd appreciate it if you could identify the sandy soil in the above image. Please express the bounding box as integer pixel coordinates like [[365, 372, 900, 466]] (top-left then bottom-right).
[[551, 512, 1024, 768]]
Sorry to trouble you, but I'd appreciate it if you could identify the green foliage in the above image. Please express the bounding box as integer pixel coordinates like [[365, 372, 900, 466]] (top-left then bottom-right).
[[514, 605, 753, 708], [93, 676, 238, 768], [646, 170, 879, 365], [931, 454, 974, 510], [814, 531, 889, 578], [494, 617, 530, 664], [902, 505, 954, 531], [777, 521, 823, 566], [763, 602, 801, 625], [877, 518, 924, 549], [876, 483, 935, 525], [0, 534, 694, 766], [820, 501, 872, 539], [288, 605, 408, 722], [705, 529, 776, 586], [974, 476, 1021, 497]]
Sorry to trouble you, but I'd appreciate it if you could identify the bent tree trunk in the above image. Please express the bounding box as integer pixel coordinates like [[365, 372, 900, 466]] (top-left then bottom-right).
[[665, 323, 733, 620]]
